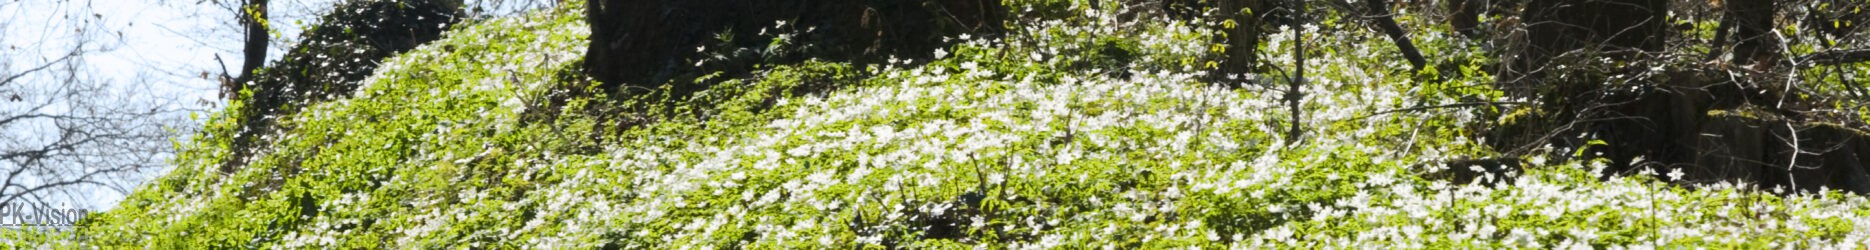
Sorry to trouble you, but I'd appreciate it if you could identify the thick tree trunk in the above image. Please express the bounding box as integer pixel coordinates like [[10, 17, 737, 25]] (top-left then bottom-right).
[[1726, 0, 1779, 65], [1448, 0, 1480, 38], [228, 0, 268, 99], [1507, 0, 1666, 88]]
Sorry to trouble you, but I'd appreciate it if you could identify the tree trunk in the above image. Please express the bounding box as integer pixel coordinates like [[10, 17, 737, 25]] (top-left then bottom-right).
[[230, 0, 268, 97], [1488, 0, 1870, 194], [1726, 0, 1779, 65], [1214, 0, 1266, 83], [1499, 0, 1666, 99], [1448, 0, 1480, 38], [1364, 0, 1426, 71]]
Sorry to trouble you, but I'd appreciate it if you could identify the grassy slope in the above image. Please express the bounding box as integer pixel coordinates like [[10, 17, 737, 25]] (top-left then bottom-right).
[[12, 1, 1870, 248]]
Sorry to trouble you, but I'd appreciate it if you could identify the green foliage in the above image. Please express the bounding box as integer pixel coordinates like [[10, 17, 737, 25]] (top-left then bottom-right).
[[43, 6, 590, 248], [9, 0, 1870, 248]]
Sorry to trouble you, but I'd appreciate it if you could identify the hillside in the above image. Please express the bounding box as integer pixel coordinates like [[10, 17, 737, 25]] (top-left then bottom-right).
[[11, 1, 1870, 248]]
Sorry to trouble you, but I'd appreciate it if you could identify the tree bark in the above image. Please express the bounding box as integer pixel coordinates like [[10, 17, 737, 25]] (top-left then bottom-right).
[[1448, 0, 1480, 38], [1287, 0, 1305, 142], [1214, 0, 1268, 83], [1726, 0, 1779, 65], [233, 0, 268, 87], [1364, 0, 1426, 71], [1488, 0, 1870, 194], [1501, 0, 1666, 98]]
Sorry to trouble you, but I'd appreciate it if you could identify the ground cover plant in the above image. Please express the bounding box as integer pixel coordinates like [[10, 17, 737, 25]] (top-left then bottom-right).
[[8, 0, 1870, 248]]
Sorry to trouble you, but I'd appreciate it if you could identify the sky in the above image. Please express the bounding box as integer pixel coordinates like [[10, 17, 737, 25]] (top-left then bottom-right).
[[0, 0, 265, 211]]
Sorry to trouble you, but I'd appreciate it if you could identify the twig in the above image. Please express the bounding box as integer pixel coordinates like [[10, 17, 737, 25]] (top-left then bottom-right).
[[1795, 49, 1870, 67], [1340, 101, 1532, 122], [0, 50, 80, 89]]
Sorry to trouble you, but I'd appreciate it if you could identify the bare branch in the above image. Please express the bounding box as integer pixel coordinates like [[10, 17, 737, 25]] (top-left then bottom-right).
[[0, 50, 81, 89]]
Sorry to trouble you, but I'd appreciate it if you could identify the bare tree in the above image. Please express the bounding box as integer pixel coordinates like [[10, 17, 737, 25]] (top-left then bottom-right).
[[1, 0, 190, 212]]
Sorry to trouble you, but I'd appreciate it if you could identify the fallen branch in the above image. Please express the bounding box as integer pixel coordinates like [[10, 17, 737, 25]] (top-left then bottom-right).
[[1341, 101, 1532, 122], [1364, 0, 1427, 71]]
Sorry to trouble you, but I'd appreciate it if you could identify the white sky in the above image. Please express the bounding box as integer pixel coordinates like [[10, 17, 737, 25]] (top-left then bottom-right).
[[2, 0, 234, 211]]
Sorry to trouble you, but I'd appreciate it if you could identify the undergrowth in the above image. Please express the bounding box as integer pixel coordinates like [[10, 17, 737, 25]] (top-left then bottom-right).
[[6, 0, 1870, 248]]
